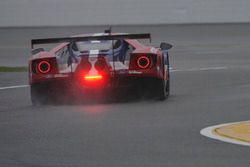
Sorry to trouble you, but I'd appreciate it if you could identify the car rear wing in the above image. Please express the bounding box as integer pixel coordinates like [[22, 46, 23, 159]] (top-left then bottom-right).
[[31, 33, 151, 49]]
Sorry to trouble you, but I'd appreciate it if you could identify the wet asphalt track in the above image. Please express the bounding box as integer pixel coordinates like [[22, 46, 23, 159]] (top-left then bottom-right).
[[1, 24, 250, 167]]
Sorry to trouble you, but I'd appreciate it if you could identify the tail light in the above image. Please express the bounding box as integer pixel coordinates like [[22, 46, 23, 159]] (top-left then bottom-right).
[[32, 58, 58, 74], [37, 61, 51, 74], [137, 56, 151, 69], [84, 74, 103, 81], [77, 56, 109, 86], [82, 73, 105, 88], [129, 54, 156, 70]]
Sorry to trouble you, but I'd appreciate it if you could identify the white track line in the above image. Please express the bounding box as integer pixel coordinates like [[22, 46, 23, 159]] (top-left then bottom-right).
[[0, 85, 29, 90], [170, 66, 228, 72], [200, 121, 250, 146]]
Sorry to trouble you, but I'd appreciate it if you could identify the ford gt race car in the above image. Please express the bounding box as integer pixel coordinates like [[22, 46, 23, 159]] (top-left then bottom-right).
[[29, 30, 172, 105]]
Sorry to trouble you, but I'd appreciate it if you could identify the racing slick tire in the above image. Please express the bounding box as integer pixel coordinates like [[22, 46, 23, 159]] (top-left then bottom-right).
[[30, 84, 50, 105], [155, 76, 170, 100]]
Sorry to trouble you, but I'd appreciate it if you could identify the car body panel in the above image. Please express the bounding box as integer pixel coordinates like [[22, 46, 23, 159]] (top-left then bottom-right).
[[29, 33, 170, 91]]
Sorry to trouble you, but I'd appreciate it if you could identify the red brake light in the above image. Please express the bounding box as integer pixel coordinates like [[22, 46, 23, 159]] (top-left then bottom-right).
[[84, 75, 103, 81], [137, 56, 151, 69], [37, 61, 51, 74]]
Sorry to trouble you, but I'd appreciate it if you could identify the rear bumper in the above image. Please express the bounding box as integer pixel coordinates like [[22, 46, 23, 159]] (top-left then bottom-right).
[[30, 75, 161, 94], [30, 68, 162, 85], [30, 75, 164, 103]]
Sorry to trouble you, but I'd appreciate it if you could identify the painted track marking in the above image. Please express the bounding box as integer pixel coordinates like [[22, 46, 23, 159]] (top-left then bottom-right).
[[200, 121, 250, 146], [170, 66, 228, 72], [0, 85, 29, 90]]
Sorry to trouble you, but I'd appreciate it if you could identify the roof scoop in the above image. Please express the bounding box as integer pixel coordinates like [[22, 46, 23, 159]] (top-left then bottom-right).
[[104, 27, 112, 34]]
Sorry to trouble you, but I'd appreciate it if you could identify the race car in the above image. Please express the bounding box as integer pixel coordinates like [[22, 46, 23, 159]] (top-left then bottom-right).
[[29, 30, 172, 105]]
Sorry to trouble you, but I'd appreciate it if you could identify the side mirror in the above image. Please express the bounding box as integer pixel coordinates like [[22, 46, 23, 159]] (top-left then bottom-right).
[[31, 48, 44, 55], [160, 42, 172, 50]]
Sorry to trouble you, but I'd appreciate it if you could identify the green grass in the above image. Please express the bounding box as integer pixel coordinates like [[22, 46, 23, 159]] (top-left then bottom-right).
[[0, 66, 28, 72]]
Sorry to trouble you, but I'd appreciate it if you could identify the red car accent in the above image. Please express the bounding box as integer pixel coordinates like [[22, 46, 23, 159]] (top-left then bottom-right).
[[29, 32, 172, 104]]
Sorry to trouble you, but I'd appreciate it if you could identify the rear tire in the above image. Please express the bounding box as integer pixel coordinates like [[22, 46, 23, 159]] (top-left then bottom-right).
[[30, 84, 50, 106], [155, 78, 168, 100], [166, 70, 170, 97]]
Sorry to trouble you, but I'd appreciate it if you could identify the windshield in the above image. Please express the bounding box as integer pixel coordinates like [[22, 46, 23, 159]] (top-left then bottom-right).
[[76, 40, 120, 52]]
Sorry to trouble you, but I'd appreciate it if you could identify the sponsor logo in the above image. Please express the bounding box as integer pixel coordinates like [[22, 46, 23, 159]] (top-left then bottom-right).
[[129, 70, 142, 74]]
